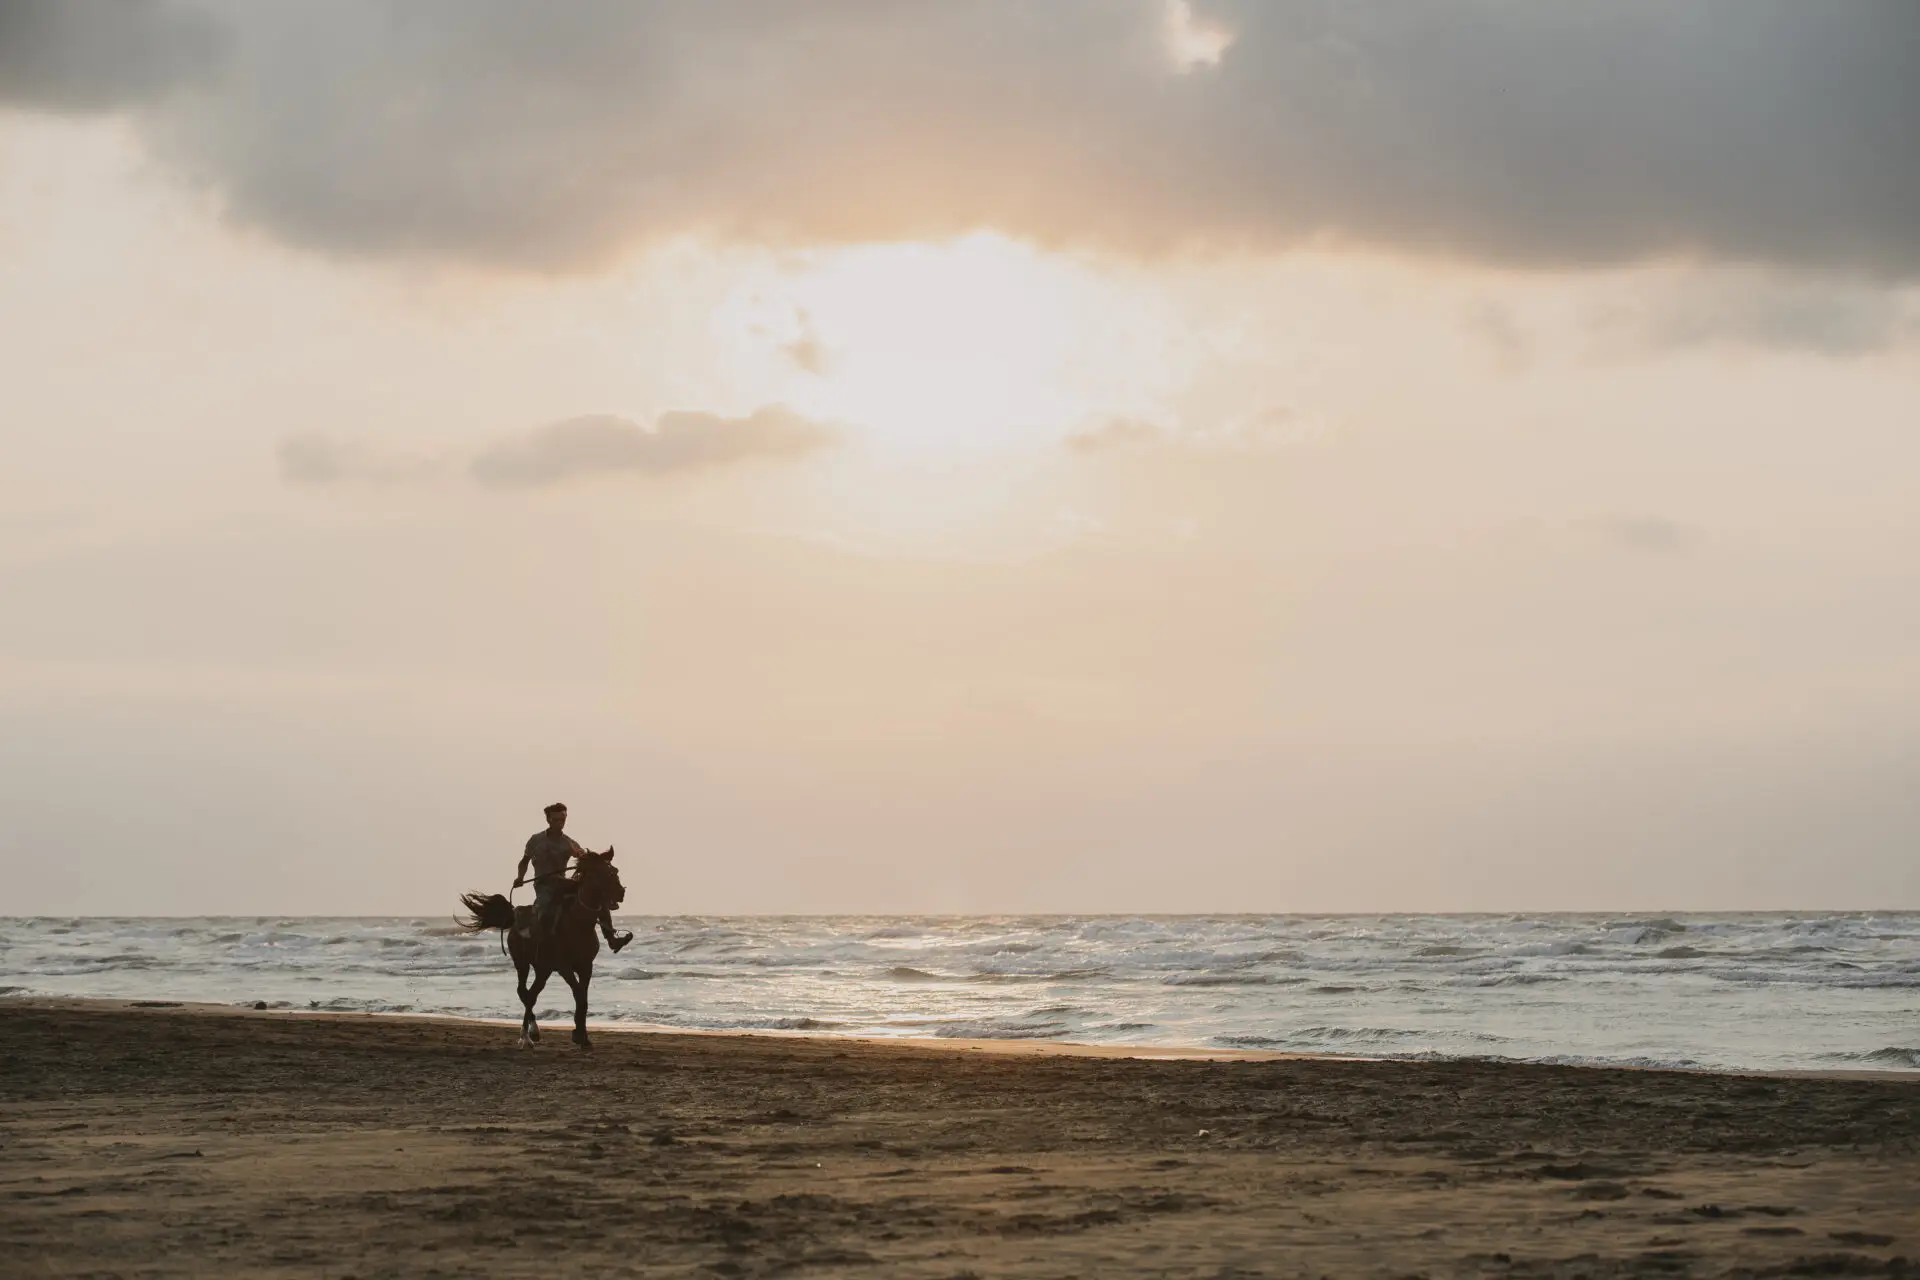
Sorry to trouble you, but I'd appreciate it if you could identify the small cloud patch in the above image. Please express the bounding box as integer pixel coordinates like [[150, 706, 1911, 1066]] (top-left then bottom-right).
[[1595, 275, 1915, 358], [1066, 408, 1336, 457], [782, 310, 831, 375], [277, 434, 443, 486], [1602, 517, 1703, 556], [470, 406, 834, 487], [1065, 418, 1163, 454]]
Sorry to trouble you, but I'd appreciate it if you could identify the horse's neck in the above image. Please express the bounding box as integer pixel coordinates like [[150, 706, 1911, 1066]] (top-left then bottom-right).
[[573, 875, 608, 912]]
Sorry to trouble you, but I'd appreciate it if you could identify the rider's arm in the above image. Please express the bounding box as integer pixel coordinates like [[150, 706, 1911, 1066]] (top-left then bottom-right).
[[513, 838, 535, 887]]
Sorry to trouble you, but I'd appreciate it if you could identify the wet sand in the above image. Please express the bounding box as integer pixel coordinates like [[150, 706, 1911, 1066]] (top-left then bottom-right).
[[2, 1000, 1914, 1277]]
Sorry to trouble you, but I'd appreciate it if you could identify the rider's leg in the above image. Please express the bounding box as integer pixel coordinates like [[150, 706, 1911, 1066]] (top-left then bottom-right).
[[598, 907, 632, 953], [530, 886, 562, 952]]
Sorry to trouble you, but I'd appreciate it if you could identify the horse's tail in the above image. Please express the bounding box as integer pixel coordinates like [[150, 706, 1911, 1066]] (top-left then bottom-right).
[[459, 891, 515, 933]]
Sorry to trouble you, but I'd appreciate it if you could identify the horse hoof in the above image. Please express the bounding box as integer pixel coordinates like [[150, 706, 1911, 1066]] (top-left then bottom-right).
[[516, 1036, 531, 1050]]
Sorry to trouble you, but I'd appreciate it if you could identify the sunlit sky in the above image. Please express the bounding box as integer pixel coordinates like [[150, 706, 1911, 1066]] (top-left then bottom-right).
[[3, 2, 1917, 914]]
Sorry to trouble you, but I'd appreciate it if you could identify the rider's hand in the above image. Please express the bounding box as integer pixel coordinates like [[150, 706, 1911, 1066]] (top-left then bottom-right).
[[511, 877, 524, 888]]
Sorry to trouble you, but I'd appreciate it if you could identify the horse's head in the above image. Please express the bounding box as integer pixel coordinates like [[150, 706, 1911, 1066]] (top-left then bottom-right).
[[574, 851, 625, 912]]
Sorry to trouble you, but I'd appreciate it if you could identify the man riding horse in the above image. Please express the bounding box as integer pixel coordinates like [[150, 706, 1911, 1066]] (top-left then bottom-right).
[[459, 802, 632, 1049], [516, 802, 632, 954]]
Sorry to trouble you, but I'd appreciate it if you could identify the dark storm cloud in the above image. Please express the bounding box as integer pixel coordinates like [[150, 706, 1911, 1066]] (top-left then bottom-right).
[[5, 1, 1917, 274], [469, 407, 834, 487], [0, 0, 217, 110]]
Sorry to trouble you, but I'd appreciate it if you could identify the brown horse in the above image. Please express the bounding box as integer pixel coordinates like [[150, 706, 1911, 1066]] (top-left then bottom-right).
[[459, 852, 626, 1050]]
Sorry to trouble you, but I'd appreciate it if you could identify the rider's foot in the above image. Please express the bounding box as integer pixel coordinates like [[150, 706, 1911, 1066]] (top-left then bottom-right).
[[607, 931, 633, 953]]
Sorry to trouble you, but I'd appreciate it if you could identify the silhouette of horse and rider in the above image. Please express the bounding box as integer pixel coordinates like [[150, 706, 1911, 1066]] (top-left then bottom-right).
[[459, 802, 632, 1050]]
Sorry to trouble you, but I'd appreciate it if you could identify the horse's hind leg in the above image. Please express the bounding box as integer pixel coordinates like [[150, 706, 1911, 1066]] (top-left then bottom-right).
[[521, 965, 551, 1048], [511, 944, 535, 1048]]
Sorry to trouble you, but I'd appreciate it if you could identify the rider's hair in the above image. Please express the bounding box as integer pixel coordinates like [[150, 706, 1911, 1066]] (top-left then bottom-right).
[[544, 802, 567, 816]]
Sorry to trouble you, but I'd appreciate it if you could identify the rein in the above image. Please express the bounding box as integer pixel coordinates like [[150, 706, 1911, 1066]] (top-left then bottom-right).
[[509, 870, 618, 923], [498, 861, 621, 959]]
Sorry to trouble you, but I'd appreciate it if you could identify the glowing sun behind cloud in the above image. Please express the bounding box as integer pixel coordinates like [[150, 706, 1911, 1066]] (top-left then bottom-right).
[[720, 235, 1173, 456]]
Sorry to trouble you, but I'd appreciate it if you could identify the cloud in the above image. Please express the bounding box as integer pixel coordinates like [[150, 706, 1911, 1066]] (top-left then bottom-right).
[[1601, 517, 1703, 556], [278, 406, 832, 490], [1068, 408, 1334, 457], [469, 406, 833, 487], [0, 0, 217, 111], [1611, 276, 1916, 357], [1203, 406, 1334, 452], [1463, 300, 1531, 372], [277, 433, 443, 486], [781, 311, 829, 375], [4, 2, 1916, 275], [1066, 419, 1164, 454]]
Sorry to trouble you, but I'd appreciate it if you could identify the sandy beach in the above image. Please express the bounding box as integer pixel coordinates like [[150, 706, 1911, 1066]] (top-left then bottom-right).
[[1, 1000, 1913, 1277]]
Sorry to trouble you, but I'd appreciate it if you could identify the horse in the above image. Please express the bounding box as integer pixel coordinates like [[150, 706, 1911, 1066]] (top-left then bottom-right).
[[458, 852, 625, 1051]]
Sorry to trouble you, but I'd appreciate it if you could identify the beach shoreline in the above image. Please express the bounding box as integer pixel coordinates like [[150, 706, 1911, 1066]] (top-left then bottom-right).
[[4, 999, 1915, 1276], [8, 994, 1913, 1080]]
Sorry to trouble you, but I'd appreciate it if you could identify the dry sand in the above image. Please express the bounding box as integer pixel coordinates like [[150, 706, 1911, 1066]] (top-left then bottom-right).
[[2, 999, 1914, 1277]]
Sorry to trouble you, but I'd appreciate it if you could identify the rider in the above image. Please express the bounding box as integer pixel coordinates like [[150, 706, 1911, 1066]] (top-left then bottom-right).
[[514, 802, 632, 953]]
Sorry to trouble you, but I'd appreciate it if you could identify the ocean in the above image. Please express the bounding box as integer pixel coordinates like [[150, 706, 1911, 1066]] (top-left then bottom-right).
[[4, 912, 1915, 1074]]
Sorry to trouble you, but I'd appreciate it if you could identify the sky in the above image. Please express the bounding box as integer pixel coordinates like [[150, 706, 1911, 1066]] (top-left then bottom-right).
[[2, 1, 1917, 915]]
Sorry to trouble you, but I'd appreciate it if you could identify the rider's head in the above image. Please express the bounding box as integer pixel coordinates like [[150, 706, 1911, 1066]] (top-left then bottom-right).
[[544, 802, 567, 831]]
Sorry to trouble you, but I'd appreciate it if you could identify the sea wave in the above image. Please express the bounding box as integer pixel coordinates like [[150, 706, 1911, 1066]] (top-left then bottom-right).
[[4, 911, 1916, 1073], [1833, 1046, 1920, 1068], [1163, 973, 1307, 987], [927, 1019, 1071, 1040]]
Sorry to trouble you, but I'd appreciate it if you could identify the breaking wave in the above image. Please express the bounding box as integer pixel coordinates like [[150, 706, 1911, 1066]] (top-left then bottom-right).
[[1831, 1046, 1920, 1069]]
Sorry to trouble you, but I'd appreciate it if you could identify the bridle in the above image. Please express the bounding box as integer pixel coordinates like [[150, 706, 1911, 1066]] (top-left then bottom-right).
[[570, 859, 623, 919]]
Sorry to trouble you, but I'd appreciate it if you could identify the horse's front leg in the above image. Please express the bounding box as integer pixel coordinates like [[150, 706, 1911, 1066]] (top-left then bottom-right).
[[521, 964, 552, 1048], [564, 960, 592, 1051]]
